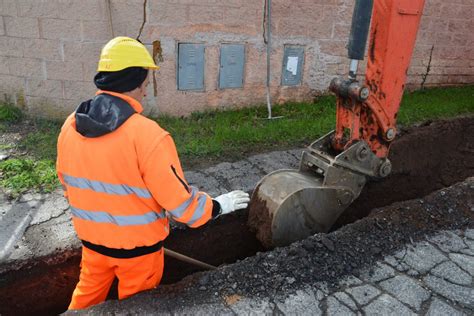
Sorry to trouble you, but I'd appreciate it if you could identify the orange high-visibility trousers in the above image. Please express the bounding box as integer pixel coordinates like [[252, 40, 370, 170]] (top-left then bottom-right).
[[69, 246, 164, 310]]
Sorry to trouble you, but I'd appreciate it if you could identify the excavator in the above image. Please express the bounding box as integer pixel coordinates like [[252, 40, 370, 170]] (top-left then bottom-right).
[[248, 0, 426, 248]]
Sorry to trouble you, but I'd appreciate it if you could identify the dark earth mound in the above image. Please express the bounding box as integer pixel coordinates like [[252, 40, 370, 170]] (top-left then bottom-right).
[[335, 116, 474, 227]]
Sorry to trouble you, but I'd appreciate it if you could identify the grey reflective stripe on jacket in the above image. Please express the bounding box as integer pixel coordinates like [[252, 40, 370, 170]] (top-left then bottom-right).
[[63, 174, 151, 199], [167, 186, 198, 218], [167, 186, 208, 225], [70, 206, 166, 226], [186, 194, 208, 226]]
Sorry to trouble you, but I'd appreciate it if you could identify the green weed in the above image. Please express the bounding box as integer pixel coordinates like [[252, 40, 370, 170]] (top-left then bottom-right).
[[0, 103, 23, 123], [0, 144, 14, 150], [0, 158, 59, 196], [19, 118, 62, 161]]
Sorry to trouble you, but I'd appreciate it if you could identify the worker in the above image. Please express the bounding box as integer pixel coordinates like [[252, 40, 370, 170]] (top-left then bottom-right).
[[56, 36, 250, 310]]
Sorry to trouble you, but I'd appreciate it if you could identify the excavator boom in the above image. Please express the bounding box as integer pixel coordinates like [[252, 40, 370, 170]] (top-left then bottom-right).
[[248, 0, 426, 248], [333, 0, 426, 157]]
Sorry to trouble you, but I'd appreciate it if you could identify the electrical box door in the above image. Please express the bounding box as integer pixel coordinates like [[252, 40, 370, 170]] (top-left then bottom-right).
[[281, 46, 304, 86], [219, 44, 245, 89], [178, 43, 205, 91]]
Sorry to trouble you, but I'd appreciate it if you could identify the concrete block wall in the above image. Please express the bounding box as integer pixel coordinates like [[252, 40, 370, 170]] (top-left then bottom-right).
[[0, 0, 472, 118], [409, 0, 474, 87]]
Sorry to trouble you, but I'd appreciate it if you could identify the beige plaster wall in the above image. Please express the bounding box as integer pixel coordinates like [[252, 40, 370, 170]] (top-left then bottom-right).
[[0, 0, 472, 118]]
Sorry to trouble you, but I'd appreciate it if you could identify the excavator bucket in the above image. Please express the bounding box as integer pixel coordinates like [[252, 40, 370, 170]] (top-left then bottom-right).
[[248, 132, 388, 248], [248, 170, 344, 248]]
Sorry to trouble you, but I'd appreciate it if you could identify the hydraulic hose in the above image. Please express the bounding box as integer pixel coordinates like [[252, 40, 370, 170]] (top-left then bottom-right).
[[348, 0, 374, 61], [347, 0, 374, 79]]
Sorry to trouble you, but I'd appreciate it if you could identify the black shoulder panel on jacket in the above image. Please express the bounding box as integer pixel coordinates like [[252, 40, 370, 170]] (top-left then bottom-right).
[[75, 93, 136, 138]]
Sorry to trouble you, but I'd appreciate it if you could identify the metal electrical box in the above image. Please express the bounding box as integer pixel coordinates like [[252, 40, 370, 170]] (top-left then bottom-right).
[[178, 43, 205, 91], [219, 44, 245, 89], [281, 46, 305, 86]]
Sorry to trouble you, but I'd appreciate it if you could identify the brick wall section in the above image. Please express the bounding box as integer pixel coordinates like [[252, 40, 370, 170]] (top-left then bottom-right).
[[0, 0, 472, 118]]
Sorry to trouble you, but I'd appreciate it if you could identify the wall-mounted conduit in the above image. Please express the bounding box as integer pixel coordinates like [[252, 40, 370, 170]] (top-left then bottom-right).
[[263, 0, 282, 120], [106, 0, 115, 37], [264, 0, 272, 119]]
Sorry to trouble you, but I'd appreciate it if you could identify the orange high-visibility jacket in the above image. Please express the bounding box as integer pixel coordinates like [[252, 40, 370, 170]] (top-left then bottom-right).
[[57, 91, 215, 253]]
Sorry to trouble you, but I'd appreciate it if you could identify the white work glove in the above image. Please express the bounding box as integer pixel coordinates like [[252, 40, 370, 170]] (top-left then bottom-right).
[[214, 190, 250, 215]]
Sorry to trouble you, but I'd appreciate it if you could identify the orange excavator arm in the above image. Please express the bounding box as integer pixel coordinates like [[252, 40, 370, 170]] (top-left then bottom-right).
[[248, 0, 426, 248], [332, 0, 426, 159]]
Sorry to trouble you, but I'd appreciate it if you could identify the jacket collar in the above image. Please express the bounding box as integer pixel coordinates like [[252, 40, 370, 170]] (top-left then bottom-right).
[[96, 90, 144, 114]]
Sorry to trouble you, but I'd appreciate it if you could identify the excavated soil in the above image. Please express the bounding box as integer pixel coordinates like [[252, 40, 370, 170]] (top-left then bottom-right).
[[248, 117, 474, 247], [0, 255, 81, 315], [163, 209, 264, 284], [336, 116, 474, 227], [0, 116, 473, 315]]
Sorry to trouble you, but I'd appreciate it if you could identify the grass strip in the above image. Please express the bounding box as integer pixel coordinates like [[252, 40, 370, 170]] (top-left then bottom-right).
[[0, 85, 472, 195], [160, 85, 474, 163]]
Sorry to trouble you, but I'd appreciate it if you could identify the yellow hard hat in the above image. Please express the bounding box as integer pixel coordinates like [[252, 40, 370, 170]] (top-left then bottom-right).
[[97, 36, 159, 72]]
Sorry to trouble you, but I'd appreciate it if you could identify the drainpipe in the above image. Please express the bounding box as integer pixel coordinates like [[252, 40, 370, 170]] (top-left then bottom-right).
[[264, 0, 282, 120], [265, 0, 273, 119], [106, 0, 115, 37]]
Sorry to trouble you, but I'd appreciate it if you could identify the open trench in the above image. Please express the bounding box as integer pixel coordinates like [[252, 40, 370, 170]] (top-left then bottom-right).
[[0, 116, 472, 315]]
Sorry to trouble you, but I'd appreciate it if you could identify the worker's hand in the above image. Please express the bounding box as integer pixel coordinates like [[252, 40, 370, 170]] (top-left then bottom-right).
[[214, 190, 250, 215]]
